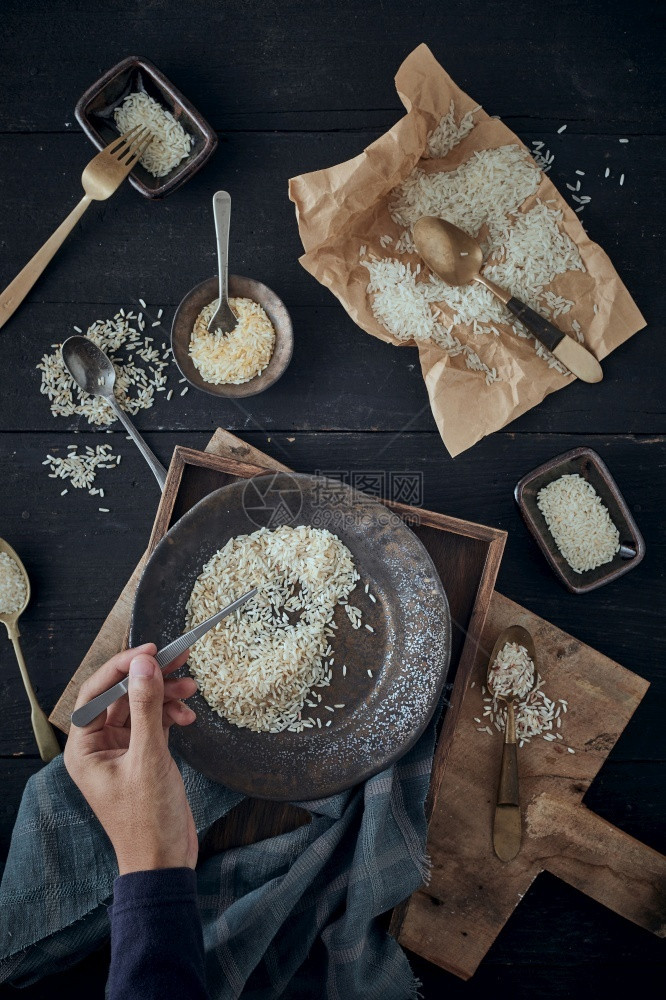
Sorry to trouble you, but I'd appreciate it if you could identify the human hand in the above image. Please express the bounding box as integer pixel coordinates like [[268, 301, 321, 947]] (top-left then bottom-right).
[[64, 644, 199, 875]]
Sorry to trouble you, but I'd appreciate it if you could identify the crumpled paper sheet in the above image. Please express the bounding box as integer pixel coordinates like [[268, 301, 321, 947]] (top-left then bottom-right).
[[288, 44, 646, 457]]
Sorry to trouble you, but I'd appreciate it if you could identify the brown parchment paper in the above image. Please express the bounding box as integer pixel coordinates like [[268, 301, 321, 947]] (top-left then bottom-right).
[[288, 44, 646, 457]]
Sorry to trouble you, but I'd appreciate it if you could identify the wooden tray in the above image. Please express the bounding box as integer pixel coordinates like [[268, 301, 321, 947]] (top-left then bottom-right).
[[51, 430, 506, 850]]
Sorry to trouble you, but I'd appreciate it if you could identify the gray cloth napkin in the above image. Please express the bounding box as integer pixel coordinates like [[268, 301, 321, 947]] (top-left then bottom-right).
[[0, 717, 437, 999]]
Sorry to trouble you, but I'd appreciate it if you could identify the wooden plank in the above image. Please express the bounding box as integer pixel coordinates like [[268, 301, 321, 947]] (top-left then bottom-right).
[[0, 131, 663, 441], [0, 133, 662, 316], [2, 304, 665, 437], [0, 3, 663, 132]]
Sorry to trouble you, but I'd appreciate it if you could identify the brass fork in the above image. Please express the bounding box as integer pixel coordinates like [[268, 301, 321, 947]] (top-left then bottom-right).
[[0, 126, 153, 330]]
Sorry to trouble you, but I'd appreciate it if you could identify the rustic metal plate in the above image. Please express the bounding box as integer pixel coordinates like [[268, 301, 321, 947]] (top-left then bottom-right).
[[130, 472, 451, 800]]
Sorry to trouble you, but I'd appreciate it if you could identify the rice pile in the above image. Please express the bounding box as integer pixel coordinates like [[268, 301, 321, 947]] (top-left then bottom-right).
[[537, 473, 620, 573], [0, 551, 27, 615], [37, 309, 173, 427], [43, 444, 120, 493], [189, 297, 276, 385], [361, 105, 587, 381], [185, 525, 361, 733], [474, 661, 572, 751], [425, 100, 480, 159], [114, 91, 193, 178], [488, 642, 534, 700]]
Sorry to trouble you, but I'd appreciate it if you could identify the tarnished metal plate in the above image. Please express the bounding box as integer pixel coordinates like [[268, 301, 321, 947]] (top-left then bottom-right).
[[131, 472, 451, 800]]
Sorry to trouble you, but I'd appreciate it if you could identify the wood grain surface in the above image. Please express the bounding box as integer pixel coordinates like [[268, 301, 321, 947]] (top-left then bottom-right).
[[393, 593, 665, 977], [1, 0, 664, 995]]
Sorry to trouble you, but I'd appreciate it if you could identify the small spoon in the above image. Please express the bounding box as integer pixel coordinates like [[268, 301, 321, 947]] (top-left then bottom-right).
[[207, 191, 238, 335], [0, 538, 60, 762], [486, 624, 538, 862], [413, 216, 603, 384], [61, 336, 167, 490]]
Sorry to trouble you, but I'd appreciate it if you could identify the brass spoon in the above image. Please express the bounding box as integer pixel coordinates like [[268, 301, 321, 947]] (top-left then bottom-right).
[[0, 538, 60, 762], [486, 624, 538, 862], [413, 216, 603, 384]]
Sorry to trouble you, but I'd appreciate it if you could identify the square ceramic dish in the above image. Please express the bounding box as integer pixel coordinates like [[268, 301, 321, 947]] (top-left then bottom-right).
[[75, 55, 217, 199], [515, 447, 645, 594]]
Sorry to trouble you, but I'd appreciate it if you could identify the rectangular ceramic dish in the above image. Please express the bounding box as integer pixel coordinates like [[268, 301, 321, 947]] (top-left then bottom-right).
[[75, 55, 217, 198], [515, 446, 645, 594]]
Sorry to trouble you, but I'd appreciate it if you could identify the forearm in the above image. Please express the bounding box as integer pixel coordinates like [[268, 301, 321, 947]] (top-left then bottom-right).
[[108, 868, 208, 1000]]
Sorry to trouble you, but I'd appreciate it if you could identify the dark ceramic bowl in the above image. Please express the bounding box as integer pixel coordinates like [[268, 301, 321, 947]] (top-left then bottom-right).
[[130, 473, 451, 799], [75, 55, 217, 199], [515, 447, 645, 594], [171, 275, 293, 398]]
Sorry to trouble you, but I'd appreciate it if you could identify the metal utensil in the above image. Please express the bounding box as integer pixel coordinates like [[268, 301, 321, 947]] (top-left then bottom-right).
[[71, 587, 258, 728], [0, 127, 153, 331], [0, 538, 60, 761], [486, 624, 538, 862], [207, 191, 238, 334], [61, 336, 167, 490], [412, 216, 603, 384]]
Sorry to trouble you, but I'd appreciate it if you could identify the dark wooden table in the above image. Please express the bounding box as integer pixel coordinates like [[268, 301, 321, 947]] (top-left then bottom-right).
[[0, 1, 664, 995]]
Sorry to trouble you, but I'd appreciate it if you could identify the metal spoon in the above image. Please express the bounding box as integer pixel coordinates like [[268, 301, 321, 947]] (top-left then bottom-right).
[[62, 336, 167, 490], [207, 191, 238, 334], [412, 216, 603, 384], [0, 537, 60, 762], [486, 624, 538, 862]]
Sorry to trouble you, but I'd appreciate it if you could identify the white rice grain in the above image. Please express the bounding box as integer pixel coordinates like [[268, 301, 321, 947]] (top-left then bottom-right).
[[537, 474, 620, 573], [189, 297, 275, 386], [114, 92, 192, 178], [0, 551, 27, 614], [185, 525, 360, 733]]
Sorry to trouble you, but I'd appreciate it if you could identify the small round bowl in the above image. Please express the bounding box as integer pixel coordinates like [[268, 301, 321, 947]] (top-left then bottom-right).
[[171, 275, 293, 398]]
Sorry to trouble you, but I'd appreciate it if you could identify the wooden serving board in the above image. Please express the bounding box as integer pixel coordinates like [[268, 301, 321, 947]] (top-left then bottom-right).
[[391, 593, 666, 977], [51, 429, 506, 850]]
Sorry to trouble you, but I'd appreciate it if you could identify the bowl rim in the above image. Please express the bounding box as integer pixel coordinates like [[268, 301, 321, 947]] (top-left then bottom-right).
[[170, 275, 294, 398], [514, 446, 646, 594], [74, 54, 218, 199]]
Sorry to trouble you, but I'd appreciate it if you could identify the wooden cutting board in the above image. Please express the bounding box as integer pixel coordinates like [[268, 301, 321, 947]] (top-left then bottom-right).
[[391, 592, 666, 977]]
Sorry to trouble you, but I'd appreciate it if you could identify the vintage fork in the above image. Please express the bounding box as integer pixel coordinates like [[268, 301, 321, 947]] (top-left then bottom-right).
[[0, 126, 153, 330]]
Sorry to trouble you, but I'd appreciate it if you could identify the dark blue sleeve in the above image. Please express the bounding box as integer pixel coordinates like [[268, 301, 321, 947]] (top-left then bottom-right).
[[107, 867, 208, 1000]]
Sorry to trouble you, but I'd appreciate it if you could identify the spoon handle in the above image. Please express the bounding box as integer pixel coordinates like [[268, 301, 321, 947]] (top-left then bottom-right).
[[109, 398, 167, 490], [498, 701, 520, 806], [504, 297, 603, 384], [7, 625, 60, 762], [213, 191, 232, 309], [504, 297, 566, 353], [476, 276, 603, 384], [493, 701, 522, 862]]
